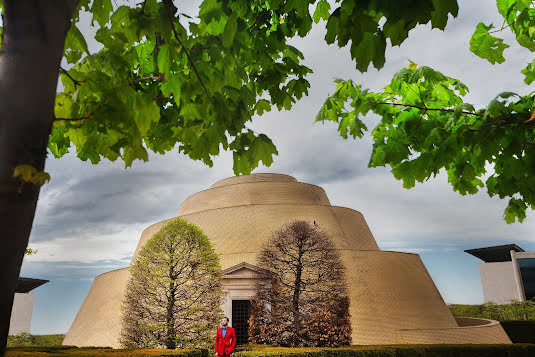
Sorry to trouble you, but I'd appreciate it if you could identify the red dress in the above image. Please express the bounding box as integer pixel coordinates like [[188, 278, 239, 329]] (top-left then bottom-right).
[[214, 326, 236, 356]]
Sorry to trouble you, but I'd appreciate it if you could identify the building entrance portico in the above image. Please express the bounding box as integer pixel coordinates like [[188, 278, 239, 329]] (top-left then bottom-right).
[[220, 262, 269, 345]]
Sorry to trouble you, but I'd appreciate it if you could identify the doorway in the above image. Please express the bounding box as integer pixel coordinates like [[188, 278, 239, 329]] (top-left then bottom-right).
[[232, 300, 251, 345]]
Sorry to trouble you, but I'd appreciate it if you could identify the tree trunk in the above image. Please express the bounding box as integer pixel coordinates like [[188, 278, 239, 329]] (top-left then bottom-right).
[[166, 272, 176, 349], [291, 248, 303, 347], [0, 1, 78, 355]]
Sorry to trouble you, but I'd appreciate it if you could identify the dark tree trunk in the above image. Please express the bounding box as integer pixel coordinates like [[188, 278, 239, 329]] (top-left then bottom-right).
[[166, 272, 176, 349], [0, 1, 78, 355], [291, 247, 303, 346]]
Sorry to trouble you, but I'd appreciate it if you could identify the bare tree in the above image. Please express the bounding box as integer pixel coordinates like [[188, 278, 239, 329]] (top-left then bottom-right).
[[120, 218, 223, 349], [249, 220, 352, 347]]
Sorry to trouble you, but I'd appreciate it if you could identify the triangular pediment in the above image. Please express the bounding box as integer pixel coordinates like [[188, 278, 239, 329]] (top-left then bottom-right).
[[222, 262, 271, 279]]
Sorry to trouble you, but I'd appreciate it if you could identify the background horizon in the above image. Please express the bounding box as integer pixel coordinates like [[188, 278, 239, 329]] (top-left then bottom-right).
[[18, 0, 535, 334]]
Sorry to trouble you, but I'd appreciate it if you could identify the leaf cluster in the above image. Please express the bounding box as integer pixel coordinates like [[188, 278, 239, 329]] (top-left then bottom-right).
[[470, 0, 535, 75], [55, 0, 316, 174], [50, 0, 461, 175], [318, 59, 535, 223], [324, 0, 458, 71]]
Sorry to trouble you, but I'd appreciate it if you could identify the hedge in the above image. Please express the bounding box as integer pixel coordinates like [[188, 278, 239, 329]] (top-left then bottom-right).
[[234, 344, 535, 357], [500, 320, 535, 343], [448, 301, 535, 321], [7, 333, 65, 347], [7, 344, 535, 357], [5, 346, 209, 357]]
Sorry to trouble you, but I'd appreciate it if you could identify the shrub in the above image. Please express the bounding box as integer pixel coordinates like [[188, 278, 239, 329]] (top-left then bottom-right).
[[448, 299, 535, 321], [6, 345, 535, 357], [232, 345, 535, 357], [7, 333, 65, 347]]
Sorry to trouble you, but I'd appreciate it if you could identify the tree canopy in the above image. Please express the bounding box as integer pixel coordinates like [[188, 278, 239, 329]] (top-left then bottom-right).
[[120, 218, 223, 349], [316, 0, 535, 223], [249, 220, 351, 347], [45, 0, 460, 175]]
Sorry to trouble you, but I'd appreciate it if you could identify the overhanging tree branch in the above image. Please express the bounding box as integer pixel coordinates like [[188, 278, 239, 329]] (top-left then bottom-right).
[[162, 0, 208, 95], [364, 99, 484, 117]]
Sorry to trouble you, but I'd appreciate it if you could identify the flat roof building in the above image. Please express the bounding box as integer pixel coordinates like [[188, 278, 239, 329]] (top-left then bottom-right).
[[9, 277, 49, 335], [465, 244, 535, 304]]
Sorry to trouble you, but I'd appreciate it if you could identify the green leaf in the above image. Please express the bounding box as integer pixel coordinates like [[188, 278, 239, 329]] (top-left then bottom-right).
[[383, 19, 409, 47], [453, 103, 475, 119], [392, 161, 416, 189], [430, 0, 458, 29], [313, 0, 331, 23], [485, 99, 508, 118], [48, 125, 70, 158], [462, 163, 476, 181], [351, 32, 386, 72], [222, 14, 238, 48], [504, 198, 527, 224], [254, 99, 271, 115], [135, 94, 160, 135], [64, 25, 89, 64], [250, 134, 278, 167], [124, 144, 149, 167], [91, 0, 113, 27], [157, 44, 172, 79], [521, 59, 535, 84], [469, 22, 510, 64], [160, 75, 183, 106]]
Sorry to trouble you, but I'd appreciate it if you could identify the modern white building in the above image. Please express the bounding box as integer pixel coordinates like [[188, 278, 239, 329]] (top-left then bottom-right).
[[465, 244, 535, 304], [9, 277, 48, 335]]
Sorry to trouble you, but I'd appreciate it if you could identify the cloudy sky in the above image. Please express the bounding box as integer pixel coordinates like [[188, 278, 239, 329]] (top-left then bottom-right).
[[20, 0, 535, 334]]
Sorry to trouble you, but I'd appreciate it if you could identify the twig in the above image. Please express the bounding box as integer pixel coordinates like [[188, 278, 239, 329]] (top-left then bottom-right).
[[363, 99, 535, 128], [140, 0, 147, 15], [249, 9, 270, 30], [489, 24, 511, 34], [59, 67, 83, 88], [153, 94, 170, 100], [54, 117, 88, 121], [130, 73, 164, 85], [363, 99, 484, 117], [162, 0, 208, 94]]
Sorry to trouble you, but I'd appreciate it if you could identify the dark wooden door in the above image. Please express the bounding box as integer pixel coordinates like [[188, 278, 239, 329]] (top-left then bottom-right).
[[232, 300, 251, 345]]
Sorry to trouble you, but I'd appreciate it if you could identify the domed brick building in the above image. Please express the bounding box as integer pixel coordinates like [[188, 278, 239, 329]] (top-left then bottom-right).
[[63, 173, 511, 347]]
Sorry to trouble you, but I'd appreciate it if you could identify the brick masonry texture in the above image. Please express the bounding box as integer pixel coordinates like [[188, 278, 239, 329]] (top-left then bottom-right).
[[63, 174, 512, 348]]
